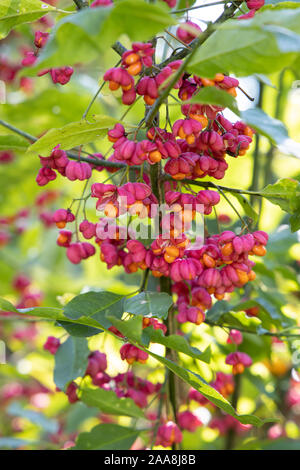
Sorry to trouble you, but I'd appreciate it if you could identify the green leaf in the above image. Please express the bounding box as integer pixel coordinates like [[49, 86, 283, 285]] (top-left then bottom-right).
[[110, 315, 210, 363], [27, 0, 175, 71], [260, 178, 300, 214], [290, 213, 300, 232], [0, 297, 18, 313], [0, 298, 106, 332], [266, 224, 298, 254], [206, 297, 288, 332], [106, 0, 176, 41], [124, 291, 173, 320], [65, 403, 99, 434], [184, 87, 240, 115], [7, 402, 59, 434], [0, 135, 29, 151], [142, 326, 211, 363], [29, 7, 112, 72], [176, 0, 197, 9], [54, 336, 90, 390], [74, 423, 139, 450], [0, 0, 55, 39], [241, 107, 300, 158], [205, 300, 232, 323], [206, 300, 262, 331], [26, 116, 121, 156], [63, 291, 124, 329], [20, 306, 106, 332], [222, 311, 262, 331], [19, 306, 66, 320], [242, 108, 288, 145], [232, 298, 285, 327], [229, 192, 258, 223], [188, 10, 300, 77], [80, 388, 144, 418], [108, 315, 143, 343], [251, 5, 300, 33], [56, 321, 101, 337]]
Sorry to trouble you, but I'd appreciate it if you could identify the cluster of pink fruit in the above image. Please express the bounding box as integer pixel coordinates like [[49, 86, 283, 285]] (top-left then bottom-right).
[[34, 30, 269, 326], [49, 190, 268, 327], [103, 47, 254, 179], [172, 229, 268, 325], [107, 115, 253, 178]]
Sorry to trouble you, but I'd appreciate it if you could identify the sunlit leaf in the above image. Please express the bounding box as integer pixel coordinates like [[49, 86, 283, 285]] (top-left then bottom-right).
[[142, 325, 211, 363], [242, 107, 300, 158], [260, 178, 300, 214], [63, 291, 124, 329], [74, 423, 139, 450], [80, 388, 144, 418], [0, 0, 56, 39], [26, 116, 121, 156]]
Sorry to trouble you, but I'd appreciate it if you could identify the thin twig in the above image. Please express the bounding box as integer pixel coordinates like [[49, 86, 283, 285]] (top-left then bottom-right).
[[162, 175, 266, 197], [158, 1, 243, 70], [211, 181, 248, 228], [173, 1, 228, 14], [205, 319, 300, 338], [72, 0, 89, 10], [82, 81, 107, 120]]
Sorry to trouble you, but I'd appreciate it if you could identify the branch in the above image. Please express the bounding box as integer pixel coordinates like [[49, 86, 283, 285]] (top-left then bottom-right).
[[145, 32, 210, 127], [0, 119, 36, 143], [82, 81, 107, 120], [205, 319, 300, 339], [225, 373, 241, 450], [173, 1, 228, 14], [249, 82, 264, 209], [162, 174, 265, 197], [112, 41, 127, 56], [72, 0, 89, 10]]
